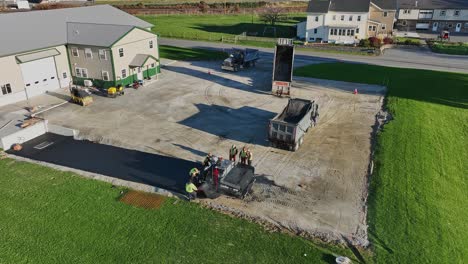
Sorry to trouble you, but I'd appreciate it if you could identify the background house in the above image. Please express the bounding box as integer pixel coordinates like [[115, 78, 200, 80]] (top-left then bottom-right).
[[0, 5, 159, 107], [395, 0, 468, 33], [298, 0, 397, 43]]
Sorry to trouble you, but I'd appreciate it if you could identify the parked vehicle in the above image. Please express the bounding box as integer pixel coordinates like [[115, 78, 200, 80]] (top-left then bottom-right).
[[268, 98, 319, 151], [272, 38, 295, 96], [221, 48, 260, 72], [195, 156, 255, 199]]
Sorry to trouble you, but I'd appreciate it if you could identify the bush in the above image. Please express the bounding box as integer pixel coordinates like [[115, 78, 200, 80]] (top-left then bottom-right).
[[383, 37, 393, 45], [359, 39, 371, 47], [368, 37, 382, 47]]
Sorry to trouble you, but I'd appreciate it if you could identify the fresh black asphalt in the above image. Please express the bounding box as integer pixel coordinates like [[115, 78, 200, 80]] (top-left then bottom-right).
[[8, 133, 198, 194]]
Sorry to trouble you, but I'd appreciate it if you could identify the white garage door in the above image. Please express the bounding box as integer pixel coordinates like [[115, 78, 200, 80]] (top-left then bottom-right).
[[20, 57, 60, 98], [416, 23, 430, 29]]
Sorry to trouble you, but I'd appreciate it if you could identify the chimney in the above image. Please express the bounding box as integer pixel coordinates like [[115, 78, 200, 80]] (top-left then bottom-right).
[[415, 1, 418, 8]]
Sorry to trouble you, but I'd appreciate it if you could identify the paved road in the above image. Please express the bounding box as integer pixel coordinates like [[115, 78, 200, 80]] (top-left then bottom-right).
[[160, 38, 468, 73], [9, 133, 196, 194]]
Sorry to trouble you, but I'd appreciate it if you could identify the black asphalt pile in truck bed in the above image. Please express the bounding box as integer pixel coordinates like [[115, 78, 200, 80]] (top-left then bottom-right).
[[7, 133, 197, 194], [277, 99, 312, 124]]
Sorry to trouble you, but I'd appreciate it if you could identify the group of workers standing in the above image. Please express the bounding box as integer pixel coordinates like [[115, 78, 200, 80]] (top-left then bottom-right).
[[185, 145, 254, 201], [229, 145, 253, 166]]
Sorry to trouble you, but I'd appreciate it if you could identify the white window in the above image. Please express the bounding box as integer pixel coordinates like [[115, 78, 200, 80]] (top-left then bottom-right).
[[448, 23, 453, 28], [121, 69, 127, 78], [349, 15, 353, 21], [81, 68, 88, 78], [356, 28, 360, 34], [341, 15, 345, 21], [357, 16, 361, 21], [402, 20, 407, 26], [315, 16, 319, 22], [382, 24, 386, 30], [149, 40, 154, 49], [454, 10, 460, 16], [71, 47, 79, 57], [333, 15, 336, 20], [440, 10, 446, 16], [85, 48, 93, 59], [403, 9, 411, 14], [314, 28, 318, 34], [62, 72, 67, 79], [75, 68, 81, 77], [99, 49, 107, 60], [151, 63, 155, 68], [350, 29, 355, 35], [383, 11, 388, 17], [119, 48, 124, 57], [102, 71, 110, 81], [1, 84, 12, 95]]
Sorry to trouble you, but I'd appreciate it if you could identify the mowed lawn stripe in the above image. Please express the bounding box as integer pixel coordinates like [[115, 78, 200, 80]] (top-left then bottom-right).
[[294, 63, 468, 263]]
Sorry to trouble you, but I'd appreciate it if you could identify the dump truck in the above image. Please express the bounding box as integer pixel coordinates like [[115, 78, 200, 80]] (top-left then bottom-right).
[[272, 38, 295, 96], [221, 48, 260, 72], [195, 156, 255, 199], [268, 98, 319, 151]]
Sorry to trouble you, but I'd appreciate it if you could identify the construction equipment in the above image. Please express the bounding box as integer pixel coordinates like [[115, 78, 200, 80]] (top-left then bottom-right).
[[438, 30, 450, 41], [194, 155, 255, 199], [272, 38, 295, 96], [221, 48, 260, 72], [268, 98, 319, 151], [70, 86, 93, 106], [107, 85, 124, 98]]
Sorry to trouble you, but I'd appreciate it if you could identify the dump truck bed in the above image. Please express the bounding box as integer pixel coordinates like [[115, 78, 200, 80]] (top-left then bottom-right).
[[275, 98, 312, 124]]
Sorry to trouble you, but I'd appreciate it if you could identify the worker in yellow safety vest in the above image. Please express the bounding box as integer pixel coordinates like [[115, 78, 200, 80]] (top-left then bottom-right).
[[239, 146, 248, 165], [229, 145, 238, 162], [246, 149, 253, 166], [185, 180, 198, 201], [189, 168, 200, 179]]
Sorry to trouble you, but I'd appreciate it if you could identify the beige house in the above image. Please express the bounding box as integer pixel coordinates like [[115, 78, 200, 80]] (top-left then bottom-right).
[[368, 1, 397, 37], [0, 5, 159, 107]]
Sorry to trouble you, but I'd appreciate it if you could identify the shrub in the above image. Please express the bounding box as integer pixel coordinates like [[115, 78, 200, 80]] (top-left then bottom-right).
[[368, 37, 382, 47], [359, 39, 371, 47], [383, 37, 393, 45]]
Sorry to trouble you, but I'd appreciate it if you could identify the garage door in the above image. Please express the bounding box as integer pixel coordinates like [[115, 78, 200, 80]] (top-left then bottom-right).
[[416, 23, 430, 29], [20, 57, 60, 98]]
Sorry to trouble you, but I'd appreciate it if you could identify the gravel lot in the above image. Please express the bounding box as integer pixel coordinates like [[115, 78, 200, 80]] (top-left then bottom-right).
[[36, 58, 385, 245]]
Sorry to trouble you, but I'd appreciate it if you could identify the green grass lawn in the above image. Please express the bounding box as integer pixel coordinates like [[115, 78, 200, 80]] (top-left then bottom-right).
[[159, 45, 227, 60], [429, 41, 468, 55], [0, 157, 358, 263], [294, 63, 468, 263], [140, 14, 305, 42], [394, 37, 422, 46]]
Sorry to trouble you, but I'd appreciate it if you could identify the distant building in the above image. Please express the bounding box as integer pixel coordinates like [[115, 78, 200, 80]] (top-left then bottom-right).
[[298, 0, 397, 44], [395, 0, 468, 33], [0, 5, 160, 107]]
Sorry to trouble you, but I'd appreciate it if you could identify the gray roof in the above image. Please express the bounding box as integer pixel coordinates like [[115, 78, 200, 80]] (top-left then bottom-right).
[[307, 0, 371, 13], [0, 5, 153, 57], [129, 54, 156, 67], [397, 0, 468, 9], [67, 23, 134, 47], [372, 0, 397, 10]]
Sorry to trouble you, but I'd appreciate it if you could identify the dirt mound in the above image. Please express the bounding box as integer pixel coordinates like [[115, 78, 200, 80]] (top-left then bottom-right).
[[120, 191, 166, 209]]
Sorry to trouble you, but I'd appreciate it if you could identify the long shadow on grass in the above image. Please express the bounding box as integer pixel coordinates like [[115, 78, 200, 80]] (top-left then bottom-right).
[[190, 23, 296, 38], [178, 103, 275, 146]]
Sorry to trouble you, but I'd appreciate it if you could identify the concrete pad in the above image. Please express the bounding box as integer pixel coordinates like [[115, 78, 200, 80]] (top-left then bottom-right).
[[37, 58, 385, 246]]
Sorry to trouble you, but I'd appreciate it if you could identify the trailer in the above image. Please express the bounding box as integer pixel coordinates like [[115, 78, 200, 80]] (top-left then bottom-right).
[[268, 98, 319, 151], [221, 48, 260, 72], [272, 38, 295, 96], [196, 156, 255, 199]]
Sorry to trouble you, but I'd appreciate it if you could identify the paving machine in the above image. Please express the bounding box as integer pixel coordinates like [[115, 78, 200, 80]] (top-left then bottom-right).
[[70, 86, 93, 106], [194, 155, 255, 199], [221, 48, 260, 72]]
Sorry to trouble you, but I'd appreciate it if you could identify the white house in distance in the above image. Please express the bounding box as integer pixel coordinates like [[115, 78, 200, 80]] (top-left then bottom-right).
[[0, 5, 160, 107], [297, 0, 397, 44]]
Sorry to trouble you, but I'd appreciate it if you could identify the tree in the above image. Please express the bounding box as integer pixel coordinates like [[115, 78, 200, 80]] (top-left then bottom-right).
[[259, 6, 285, 26]]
